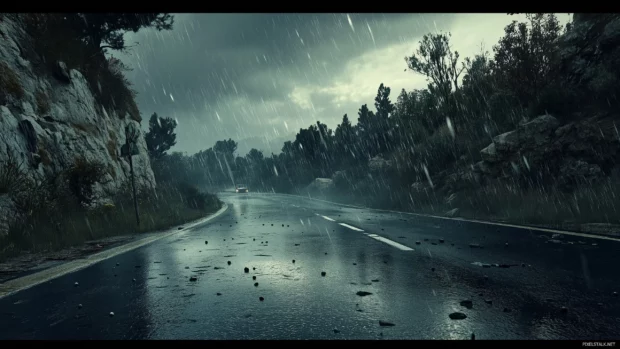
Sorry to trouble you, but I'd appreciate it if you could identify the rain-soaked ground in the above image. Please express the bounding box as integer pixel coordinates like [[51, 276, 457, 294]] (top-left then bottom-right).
[[1, 192, 619, 340]]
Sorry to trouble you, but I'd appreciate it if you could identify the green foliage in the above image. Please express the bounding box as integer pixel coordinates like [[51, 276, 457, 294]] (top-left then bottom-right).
[[65, 158, 107, 206], [145, 113, 178, 159]]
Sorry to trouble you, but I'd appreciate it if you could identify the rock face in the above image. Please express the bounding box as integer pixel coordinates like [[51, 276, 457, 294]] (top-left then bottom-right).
[[474, 114, 619, 190], [0, 16, 156, 233]]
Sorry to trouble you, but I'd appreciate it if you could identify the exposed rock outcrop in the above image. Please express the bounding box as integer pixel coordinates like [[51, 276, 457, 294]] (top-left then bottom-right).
[[0, 15, 156, 234]]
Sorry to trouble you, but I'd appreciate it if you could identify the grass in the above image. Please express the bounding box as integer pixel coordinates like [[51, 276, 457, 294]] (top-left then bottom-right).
[[324, 173, 620, 234], [0, 61, 24, 104], [0, 157, 222, 262], [35, 89, 50, 114]]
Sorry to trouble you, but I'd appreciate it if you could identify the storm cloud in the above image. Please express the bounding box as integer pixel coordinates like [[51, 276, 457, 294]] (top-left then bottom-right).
[[117, 13, 569, 155]]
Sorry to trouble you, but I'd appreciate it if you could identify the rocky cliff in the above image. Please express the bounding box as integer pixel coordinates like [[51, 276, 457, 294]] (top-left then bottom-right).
[[0, 16, 156, 233]]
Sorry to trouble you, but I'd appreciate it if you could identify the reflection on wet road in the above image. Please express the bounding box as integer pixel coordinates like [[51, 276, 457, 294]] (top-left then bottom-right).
[[1, 192, 619, 339]]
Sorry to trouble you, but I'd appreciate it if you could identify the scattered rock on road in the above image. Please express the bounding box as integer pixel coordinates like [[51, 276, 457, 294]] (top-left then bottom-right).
[[227, 261, 231, 265], [503, 308, 511, 313], [321, 271, 326, 277], [74, 282, 79, 287], [254, 282, 259, 287], [333, 329, 340, 334], [244, 267, 249, 273], [259, 296, 264, 301], [78, 304, 83, 309], [449, 312, 467, 320], [252, 276, 256, 280], [469, 243, 483, 249], [205, 241, 208, 244], [292, 260, 296, 263], [109, 312, 115, 317], [371, 279, 379, 282], [189, 276, 198, 281], [379, 320, 395, 327], [460, 300, 473, 309], [216, 293, 222, 296], [415, 241, 421, 245], [356, 291, 373, 297], [485, 299, 493, 304]]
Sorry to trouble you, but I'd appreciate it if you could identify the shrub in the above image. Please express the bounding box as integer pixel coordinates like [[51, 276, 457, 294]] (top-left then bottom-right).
[[0, 61, 24, 104], [35, 89, 50, 114], [65, 158, 107, 206], [0, 153, 29, 195]]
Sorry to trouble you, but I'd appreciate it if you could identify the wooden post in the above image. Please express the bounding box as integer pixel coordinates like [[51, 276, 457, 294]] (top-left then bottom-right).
[[127, 140, 140, 228]]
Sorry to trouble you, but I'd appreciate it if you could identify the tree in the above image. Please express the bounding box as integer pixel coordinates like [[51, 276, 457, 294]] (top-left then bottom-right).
[[374, 83, 394, 120], [405, 32, 464, 101], [213, 139, 238, 155], [145, 113, 177, 160], [492, 13, 563, 106], [65, 13, 174, 52]]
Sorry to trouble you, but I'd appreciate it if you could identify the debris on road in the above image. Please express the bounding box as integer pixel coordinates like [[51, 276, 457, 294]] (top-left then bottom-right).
[[216, 293, 222, 296], [321, 271, 326, 276], [415, 241, 421, 245], [244, 267, 249, 273], [292, 260, 296, 263], [449, 312, 467, 320], [259, 296, 264, 301], [205, 241, 208, 244], [379, 320, 395, 327], [371, 279, 379, 282], [227, 261, 231, 265], [460, 300, 473, 309], [503, 308, 512, 313], [189, 276, 198, 281], [109, 312, 115, 317], [254, 282, 259, 287], [356, 291, 373, 297], [74, 282, 79, 287]]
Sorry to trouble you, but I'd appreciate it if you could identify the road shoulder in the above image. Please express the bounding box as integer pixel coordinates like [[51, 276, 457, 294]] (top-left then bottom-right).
[[0, 203, 229, 299]]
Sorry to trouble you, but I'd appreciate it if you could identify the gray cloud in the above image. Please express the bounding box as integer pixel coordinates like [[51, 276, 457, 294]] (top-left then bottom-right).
[[117, 13, 534, 155]]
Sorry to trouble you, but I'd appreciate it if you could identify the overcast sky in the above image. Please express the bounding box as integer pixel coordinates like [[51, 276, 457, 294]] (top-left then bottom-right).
[[117, 13, 571, 156]]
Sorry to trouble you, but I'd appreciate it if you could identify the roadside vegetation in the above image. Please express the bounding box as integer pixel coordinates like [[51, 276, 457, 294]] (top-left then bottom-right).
[[0, 13, 222, 262], [154, 14, 620, 231]]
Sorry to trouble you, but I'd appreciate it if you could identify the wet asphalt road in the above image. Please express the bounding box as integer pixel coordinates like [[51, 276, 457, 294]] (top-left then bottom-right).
[[1, 192, 620, 340]]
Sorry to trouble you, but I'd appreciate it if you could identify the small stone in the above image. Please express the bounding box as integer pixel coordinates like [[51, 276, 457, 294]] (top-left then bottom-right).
[[185, 266, 189, 269], [503, 308, 511, 313], [244, 267, 249, 273], [439, 239, 445, 243], [469, 243, 482, 248], [227, 261, 231, 265], [259, 296, 264, 301], [109, 312, 115, 317], [613, 291, 618, 297], [353, 263, 357, 265], [431, 242, 438, 245], [356, 291, 373, 297], [431, 268, 435, 272], [253, 238, 256, 241], [371, 279, 379, 282], [74, 282, 79, 287], [460, 300, 473, 309], [254, 282, 259, 287], [232, 238, 234, 240], [252, 267, 256, 270], [189, 276, 198, 281], [265, 241, 268, 243], [560, 306, 568, 313], [178, 227, 183, 230], [333, 329, 340, 333], [424, 238, 429, 241], [379, 320, 395, 327], [325, 252, 328, 255], [78, 304, 83, 309], [205, 241, 208, 244], [292, 260, 295, 263], [116, 263, 119, 266], [216, 292, 222, 296], [321, 271, 326, 277], [132, 278, 136, 282], [505, 243, 509, 247], [252, 276, 256, 280], [521, 263, 526, 267], [449, 312, 467, 320], [484, 299, 492, 304], [415, 241, 421, 245]]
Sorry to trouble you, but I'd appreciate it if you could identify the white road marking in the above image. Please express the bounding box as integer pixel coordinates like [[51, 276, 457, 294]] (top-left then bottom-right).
[[0, 204, 230, 299], [366, 234, 414, 251], [266, 193, 620, 242], [339, 223, 364, 232], [321, 215, 336, 222]]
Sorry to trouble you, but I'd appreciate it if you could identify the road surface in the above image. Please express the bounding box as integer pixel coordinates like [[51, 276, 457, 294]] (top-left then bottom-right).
[[1, 192, 619, 340]]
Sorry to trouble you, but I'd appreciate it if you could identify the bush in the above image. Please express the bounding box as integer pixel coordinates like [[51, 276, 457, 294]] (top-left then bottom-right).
[[0, 153, 29, 195], [0, 61, 24, 105], [65, 158, 107, 206]]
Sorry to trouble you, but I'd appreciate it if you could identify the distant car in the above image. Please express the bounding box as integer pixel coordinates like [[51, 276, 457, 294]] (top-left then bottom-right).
[[235, 184, 248, 193]]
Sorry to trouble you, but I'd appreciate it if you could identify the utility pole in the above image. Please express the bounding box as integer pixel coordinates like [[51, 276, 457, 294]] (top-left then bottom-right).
[[122, 123, 141, 228]]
